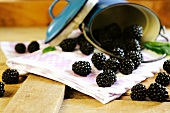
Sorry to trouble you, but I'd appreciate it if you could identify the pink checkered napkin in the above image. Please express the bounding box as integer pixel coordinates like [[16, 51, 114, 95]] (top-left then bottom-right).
[[3, 44, 166, 104]]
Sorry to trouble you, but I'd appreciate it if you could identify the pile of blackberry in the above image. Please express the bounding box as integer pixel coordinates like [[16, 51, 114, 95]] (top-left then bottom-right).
[[59, 34, 94, 55], [15, 41, 40, 53], [2, 68, 19, 84], [130, 71, 170, 102], [0, 82, 5, 97]]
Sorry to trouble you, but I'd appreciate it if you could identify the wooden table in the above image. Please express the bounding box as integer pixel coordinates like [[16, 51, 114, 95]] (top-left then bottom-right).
[[0, 27, 170, 113]]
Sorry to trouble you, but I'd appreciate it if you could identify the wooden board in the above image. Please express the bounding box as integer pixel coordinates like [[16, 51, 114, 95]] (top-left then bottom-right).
[[2, 75, 65, 113]]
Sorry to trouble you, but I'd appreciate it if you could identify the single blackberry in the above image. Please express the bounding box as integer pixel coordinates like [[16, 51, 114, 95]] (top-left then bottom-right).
[[111, 47, 125, 58], [100, 38, 114, 52], [102, 57, 120, 72], [123, 38, 141, 52], [72, 61, 91, 77], [15, 43, 26, 53], [59, 38, 77, 52], [0, 82, 4, 89], [2, 68, 19, 84], [91, 53, 106, 70], [28, 41, 40, 53], [163, 59, 170, 74], [147, 83, 169, 102], [123, 24, 143, 40], [104, 23, 122, 38], [76, 34, 86, 46], [96, 69, 117, 87], [80, 41, 94, 55], [0, 82, 5, 97], [130, 83, 147, 101], [96, 29, 112, 43], [126, 51, 143, 69], [155, 72, 170, 87], [119, 59, 135, 75]]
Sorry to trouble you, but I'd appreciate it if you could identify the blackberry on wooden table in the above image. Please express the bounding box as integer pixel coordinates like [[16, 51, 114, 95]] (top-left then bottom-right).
[[130, 83, 147, 101], [72, 61, 91, 77], [155, 72, 170, 87], [28, 41, 40, 53], [91, 53, 106, 70], [15, 43, 26, 53], [96, 69, 117, 87], [2, 68, 19, 84], [147, 83, 169, 102], [0, 82, 5, 97]]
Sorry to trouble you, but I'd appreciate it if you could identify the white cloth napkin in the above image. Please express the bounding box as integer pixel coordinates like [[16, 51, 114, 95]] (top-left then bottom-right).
[[0, 32, 168, 104]]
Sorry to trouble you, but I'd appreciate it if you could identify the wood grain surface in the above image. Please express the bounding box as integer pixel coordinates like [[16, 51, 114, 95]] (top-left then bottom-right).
[[0, 0, 169, 27]]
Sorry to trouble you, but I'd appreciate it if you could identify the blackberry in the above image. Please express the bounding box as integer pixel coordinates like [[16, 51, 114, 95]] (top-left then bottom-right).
[[155, 72, 170, 87], [59, 38, 77, 52], [123, 39, 141, 52], [97, 29, 112, 43], [147, 83, 169, 102], [72, 61, 91, 77], [76, 34, 86, 46], [111, 47, 125, 58], [15, 43, 26, 53], [96, 69, 117, 87], [130, 83, 147, 101], [102, 57, 120, 72], [100, 38, 114, 52], [126, 51, 143, 69], [119, 59, 135, 75], [123, 24, 143, 40], [0, 82, 5, 97], [163, 59, 170, 74], [28, 41, 40, 53], [80, 41, 94, 55], [91, 53, 106, 70], [0, 81, 4, 89], [104, 23, 122, 38], [2, 68, 19, 84]]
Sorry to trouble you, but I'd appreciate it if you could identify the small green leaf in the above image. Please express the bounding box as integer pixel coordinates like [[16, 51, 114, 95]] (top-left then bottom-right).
[[42, 46, 56, 54], [144, 41, 170, 55]]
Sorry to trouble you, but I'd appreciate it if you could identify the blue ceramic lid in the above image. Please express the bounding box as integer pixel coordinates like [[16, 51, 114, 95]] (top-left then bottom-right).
[[45, 0, 88, 44]]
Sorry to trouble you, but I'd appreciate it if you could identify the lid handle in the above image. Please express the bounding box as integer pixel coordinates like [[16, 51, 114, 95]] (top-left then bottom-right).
[[49, 0, 72, 19]]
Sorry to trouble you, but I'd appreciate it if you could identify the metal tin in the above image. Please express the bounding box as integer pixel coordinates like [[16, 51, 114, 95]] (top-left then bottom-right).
[[46, 0, 168, 62]]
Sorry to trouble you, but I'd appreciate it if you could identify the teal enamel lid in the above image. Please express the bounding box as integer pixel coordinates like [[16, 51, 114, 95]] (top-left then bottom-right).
[[45, 0, 87, 44]]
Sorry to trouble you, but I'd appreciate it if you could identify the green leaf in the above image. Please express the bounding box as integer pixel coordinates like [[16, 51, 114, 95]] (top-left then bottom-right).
[[144, 41, 170, 55], [42, 46, 56, 54]]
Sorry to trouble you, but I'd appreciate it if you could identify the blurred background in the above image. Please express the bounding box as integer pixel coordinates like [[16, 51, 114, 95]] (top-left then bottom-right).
[[0, 0, 169, 27]]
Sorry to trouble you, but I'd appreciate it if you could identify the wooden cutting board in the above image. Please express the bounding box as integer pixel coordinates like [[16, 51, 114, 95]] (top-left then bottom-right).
[[0, 27, 170, 113]]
